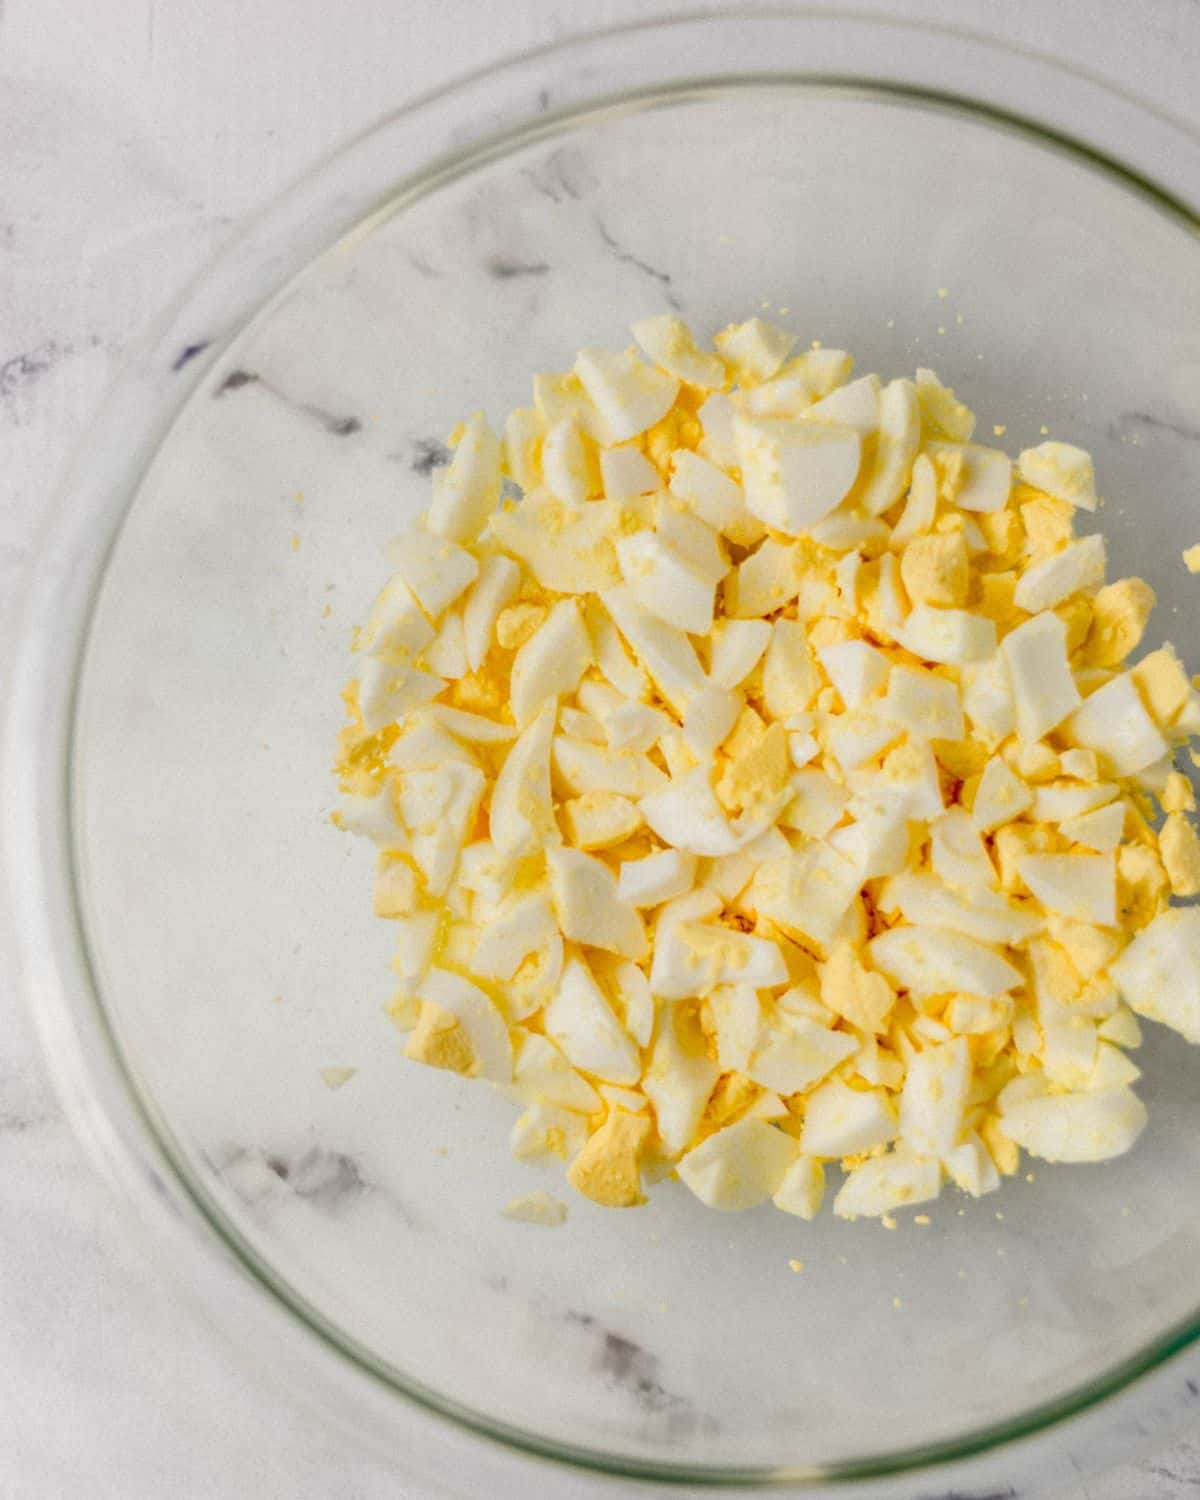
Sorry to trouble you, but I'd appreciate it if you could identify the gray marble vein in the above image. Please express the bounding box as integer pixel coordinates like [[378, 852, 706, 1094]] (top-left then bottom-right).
[[406, 436, 452, 475], [172, 339, 213, 371], [483, 253, 551, 279], [594, 212, 682, 310], [213, 366, 363, 436], [1111, 411, 1200, 446]]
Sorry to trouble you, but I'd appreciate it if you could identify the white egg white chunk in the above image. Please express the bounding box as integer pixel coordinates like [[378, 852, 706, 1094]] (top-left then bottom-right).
[[683, 685, 742, 758], [1016, 441, 1098, 510], [642, 1006, 720, 1155], [424, 611, 468, 680], [1064, 673, 1169, 777], [961, 655, 1015, 743], [640, 765, 745, 857], [897, 605, 996, 666], [632, 314, 726, 388], [762, 619, 821, 719], [860, 378, 920, 516], [1031, 780, 1118, 822], [357, 658, 446, 734], [655, 503, 729, 584], [546, 846, 647, 960], [1110, 906, 1200, 1043], [543, 955, 642, 1085], [886, 871, 1041, 945], [356, 575, 435, 658], [617, 848, 697, 908], [510, 1104, 589, 1164], [490, 705, 558, 858], [972, 754, 1033, 833], [616, 530, 717, 635], [553, 736, 667, 799], [649, 919, 787, 1000], [488, 492, 619, 595], [417, 968, 512, 1083], [817, 640, 891, 708], [868, 926, 1021, 999], [503, 407, 544, 494], [715, 317, 796, 382], [883, 665, 964, 741], [930, 808, 995, 891], [833, 1149, 942, 1219], [811, 510, 890, 555], [394, 763, 486, 896], [739, 348, 852, 417], [915, 368, 976, 442], [601, 583, 707, 714], [744, 1017, 859, 1095], [1001, 611, 1081, 744], [709, 618, 772, 689], [462, 554, 520, 672], [678, 1118, 797, 1211], [600, 444, 660, 502], [574, 346, 679, 441], [829, 799, 910, 881], [471, 892, 558, 982], [391, 912, 439, 988], [824, 707, 903, 773], [944, 1135, 1000, 1198], [899, 1037, 970, 1157], [779, 770, 849, 841], [889, 453, 938, 547], [1013, 533, 1106, 613], [1060, 800, 1126, 853], [428, 412, 502, 543], [505, 1031, 603, 1114], [338, 786, 406, 849], [708, 984, 763, 1073], [800, 1078, 897, 1157], [611, 960, 656, 1049], [773, 1155, 826, 1219], [735, 413, 862, 535], [1000, 1086, 1145, 1163], [803, 374, 881, 434], [541, 417, 593, 506], [751, 844, 863, 949], [669, 449, 755, 537], [696, 392, 740, 469], [925, 440, 1011, 513]]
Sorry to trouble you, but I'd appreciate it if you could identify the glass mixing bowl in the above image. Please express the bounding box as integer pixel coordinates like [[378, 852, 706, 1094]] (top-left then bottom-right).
[[7, 13, 1200, 1498]]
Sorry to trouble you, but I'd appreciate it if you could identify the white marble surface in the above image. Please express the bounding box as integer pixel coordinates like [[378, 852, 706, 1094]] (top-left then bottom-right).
[[2, 2, 1200, 1497]]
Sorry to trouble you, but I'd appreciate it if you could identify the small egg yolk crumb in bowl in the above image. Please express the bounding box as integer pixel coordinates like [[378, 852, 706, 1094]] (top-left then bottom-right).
[[334, 314, 1200, 1222]]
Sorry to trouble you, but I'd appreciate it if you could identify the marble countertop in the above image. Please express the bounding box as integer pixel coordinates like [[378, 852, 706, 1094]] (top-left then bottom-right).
[[3, 1, 1200, 1496]]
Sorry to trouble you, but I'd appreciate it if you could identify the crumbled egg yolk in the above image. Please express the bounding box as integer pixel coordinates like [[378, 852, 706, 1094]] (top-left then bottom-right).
[[335, 314, 1200, 1222]]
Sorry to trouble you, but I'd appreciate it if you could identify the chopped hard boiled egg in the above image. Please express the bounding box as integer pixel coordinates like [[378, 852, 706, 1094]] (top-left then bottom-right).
[[337, 316, 1200, 1223]]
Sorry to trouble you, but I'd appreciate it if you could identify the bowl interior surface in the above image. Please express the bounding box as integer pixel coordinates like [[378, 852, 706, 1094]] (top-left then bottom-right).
[[71, 81, 1200, 1475]]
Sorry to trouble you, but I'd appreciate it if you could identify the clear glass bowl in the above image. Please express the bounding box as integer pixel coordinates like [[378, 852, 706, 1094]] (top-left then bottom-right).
[[7, 14, 1200, 1498]]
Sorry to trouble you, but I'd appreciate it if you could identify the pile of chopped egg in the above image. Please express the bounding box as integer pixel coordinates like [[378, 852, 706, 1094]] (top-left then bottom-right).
[[334, 314, 1200, 1221]]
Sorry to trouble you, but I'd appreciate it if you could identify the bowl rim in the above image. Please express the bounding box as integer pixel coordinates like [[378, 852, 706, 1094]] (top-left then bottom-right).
[[6, 9, 1200, 1492]]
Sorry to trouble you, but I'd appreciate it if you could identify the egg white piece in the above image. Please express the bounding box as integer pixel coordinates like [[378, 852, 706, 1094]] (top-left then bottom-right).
[[543, 956, 642, 1085], [735, 413, 862, 536], [1016, 441, 1098, 511]]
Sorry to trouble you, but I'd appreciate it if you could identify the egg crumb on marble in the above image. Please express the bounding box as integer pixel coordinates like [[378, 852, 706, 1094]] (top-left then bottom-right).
[[501, 1190, 568, 1226], [320, 1066, 357, 1090], [1184, 545, 1200, 574], [335, 315, 1200, 1222]]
